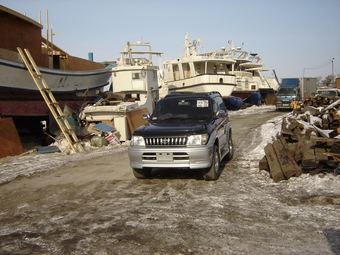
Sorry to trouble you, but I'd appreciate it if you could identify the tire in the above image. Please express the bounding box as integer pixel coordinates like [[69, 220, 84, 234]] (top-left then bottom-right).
[[226, 132, 234, 161], [203, 145, 219, 180], [132, 168, 151, 179]]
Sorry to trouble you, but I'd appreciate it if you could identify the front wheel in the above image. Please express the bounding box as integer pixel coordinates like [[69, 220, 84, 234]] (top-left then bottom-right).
[[203, 145, 219, 180], [132, 168, 152, 179]]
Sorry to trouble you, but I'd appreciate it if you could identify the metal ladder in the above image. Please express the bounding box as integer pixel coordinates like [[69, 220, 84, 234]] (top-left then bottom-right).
[[17, 47, 84, 153]]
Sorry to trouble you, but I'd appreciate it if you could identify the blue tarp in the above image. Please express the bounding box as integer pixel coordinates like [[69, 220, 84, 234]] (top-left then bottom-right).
[[224, 96, 243, 110], [248, 92, 261, 106], [36, 146, 60, 154], [93, 123, 115, 132]]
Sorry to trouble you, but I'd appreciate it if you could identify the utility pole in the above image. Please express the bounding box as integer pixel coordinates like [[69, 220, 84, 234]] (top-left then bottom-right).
[[329, 58, 335, 86]]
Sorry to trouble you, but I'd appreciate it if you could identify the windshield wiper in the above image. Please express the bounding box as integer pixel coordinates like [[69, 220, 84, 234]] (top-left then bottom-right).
[[182, 116, 210, 120], [158, 114, 188, 120]]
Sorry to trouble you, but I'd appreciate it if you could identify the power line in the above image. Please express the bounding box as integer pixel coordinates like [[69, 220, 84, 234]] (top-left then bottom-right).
[[304, 59, 333, 71]]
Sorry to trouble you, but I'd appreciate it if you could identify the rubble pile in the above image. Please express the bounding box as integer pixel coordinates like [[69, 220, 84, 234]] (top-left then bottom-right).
[[260, 97, 340, 182]]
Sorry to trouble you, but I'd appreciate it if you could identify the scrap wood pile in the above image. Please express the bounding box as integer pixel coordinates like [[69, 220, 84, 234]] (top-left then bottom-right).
[[304, 94, 339, 108], [260, 97, 340, 182]]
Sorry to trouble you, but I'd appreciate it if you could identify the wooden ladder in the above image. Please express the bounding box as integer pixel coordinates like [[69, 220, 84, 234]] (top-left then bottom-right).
[[17, 47, 84, 153]]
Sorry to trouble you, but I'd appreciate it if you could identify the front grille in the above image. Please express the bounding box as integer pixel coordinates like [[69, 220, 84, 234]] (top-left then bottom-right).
[[145, 137, 187, 146], [142, 152, 188, 161]]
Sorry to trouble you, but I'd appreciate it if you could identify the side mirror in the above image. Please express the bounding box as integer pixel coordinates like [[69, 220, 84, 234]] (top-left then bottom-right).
[[143, 113, 150, 120], [215, 110, 227, 118]]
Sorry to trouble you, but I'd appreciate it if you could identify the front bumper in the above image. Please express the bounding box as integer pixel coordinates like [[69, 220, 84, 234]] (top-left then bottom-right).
[[276, 102, 292, 109], [128, 145, 214, 169]]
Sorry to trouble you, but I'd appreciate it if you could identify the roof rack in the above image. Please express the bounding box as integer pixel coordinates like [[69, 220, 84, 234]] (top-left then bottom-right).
[[165, 91, 222, 98]]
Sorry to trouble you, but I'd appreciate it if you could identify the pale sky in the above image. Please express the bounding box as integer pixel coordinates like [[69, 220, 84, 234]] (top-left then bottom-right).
[[2, 0, 340, 81]]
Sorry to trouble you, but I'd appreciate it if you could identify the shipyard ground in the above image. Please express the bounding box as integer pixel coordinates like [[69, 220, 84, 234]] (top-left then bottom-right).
[[0, 107, 339, 255]]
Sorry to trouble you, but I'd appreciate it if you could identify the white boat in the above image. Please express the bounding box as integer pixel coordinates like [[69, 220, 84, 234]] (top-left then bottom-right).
[[81, 41, 163, 141], [159, 34, 237, 98], [228, 41, 279, 102]]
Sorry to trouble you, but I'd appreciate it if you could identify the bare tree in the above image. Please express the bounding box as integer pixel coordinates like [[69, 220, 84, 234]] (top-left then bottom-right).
[[321, 75, 335, 87]]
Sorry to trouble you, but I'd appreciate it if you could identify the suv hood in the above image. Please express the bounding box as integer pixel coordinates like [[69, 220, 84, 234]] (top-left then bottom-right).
[[134, 122, 208, 137]]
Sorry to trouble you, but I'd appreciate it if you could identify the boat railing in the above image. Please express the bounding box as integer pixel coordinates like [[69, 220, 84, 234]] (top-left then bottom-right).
[[170, 74, 236, 86], [231, 71, 253, 78]]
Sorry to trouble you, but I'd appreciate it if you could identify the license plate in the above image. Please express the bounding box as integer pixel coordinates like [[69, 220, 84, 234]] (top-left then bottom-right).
[[156, 152, 173, 161]]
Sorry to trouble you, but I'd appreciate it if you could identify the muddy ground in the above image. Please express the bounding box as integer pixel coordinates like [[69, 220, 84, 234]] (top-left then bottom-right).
[[0, 107, 339, 255]]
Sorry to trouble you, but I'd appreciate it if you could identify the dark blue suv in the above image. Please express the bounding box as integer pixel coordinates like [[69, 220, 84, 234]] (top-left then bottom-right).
[[128, 91, 234, 180]]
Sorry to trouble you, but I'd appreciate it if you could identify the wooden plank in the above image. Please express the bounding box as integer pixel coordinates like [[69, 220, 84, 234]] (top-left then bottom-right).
[[312, 124, 333, 138], [321, 113, 329, 125], [287, 142, 298, 158], [331, 143, 340, 153], [301, 139, 317, 168], [281, 117, 293, 135], [272, 138, 302, 178], [0, 118, 24, 158], [287, 118, 299, 130], [294, 135, 306, 163], [290, 118, 306, 129], [259, 156, 269, 171], [290, 127, 302, 141], [314, 147, 329, 162], [329, 128, 340, 138], [310, 136, 340, 147], [324, 152, 340, 162], [320, 98, 340, 114], [126, 108, 149, 134], [304, 105, 320, 116], [264, 143, 284, 182]]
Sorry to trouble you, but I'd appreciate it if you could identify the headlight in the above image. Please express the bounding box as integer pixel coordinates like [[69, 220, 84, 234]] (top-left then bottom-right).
[[130, 135, 145, 146], [187, 134, 209, 145]]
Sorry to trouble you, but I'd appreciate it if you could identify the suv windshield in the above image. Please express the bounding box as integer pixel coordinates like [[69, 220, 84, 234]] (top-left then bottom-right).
[[151, 98, 212, 122]]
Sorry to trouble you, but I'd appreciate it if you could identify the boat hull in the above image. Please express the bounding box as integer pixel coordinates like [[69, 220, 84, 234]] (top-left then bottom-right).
[[168, 83, 236, 96], [0, 58, 112, 93], [0, 58, 112, 117], [231, 91, 257, 100], [165, 75, 236, 97]]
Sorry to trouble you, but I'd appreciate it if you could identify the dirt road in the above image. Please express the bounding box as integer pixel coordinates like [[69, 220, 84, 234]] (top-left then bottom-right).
[[0, 107, 339, 255]]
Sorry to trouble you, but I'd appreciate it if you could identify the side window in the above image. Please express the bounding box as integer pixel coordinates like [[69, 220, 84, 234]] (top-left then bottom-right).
[[214, 96, 226, 111], [212, 100, 218, 113]]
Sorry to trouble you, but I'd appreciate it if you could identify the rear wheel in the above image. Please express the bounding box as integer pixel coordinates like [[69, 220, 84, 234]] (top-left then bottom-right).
[[132, 168, 152, 179], [203, 145, 219, 180]]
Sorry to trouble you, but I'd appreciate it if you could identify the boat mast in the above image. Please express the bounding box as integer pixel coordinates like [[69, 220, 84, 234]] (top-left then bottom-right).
[[184, 34, 190, 58], [45, 10, 49, 54], [273, 69, 280, 85], [184, 33, 200, 59]]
